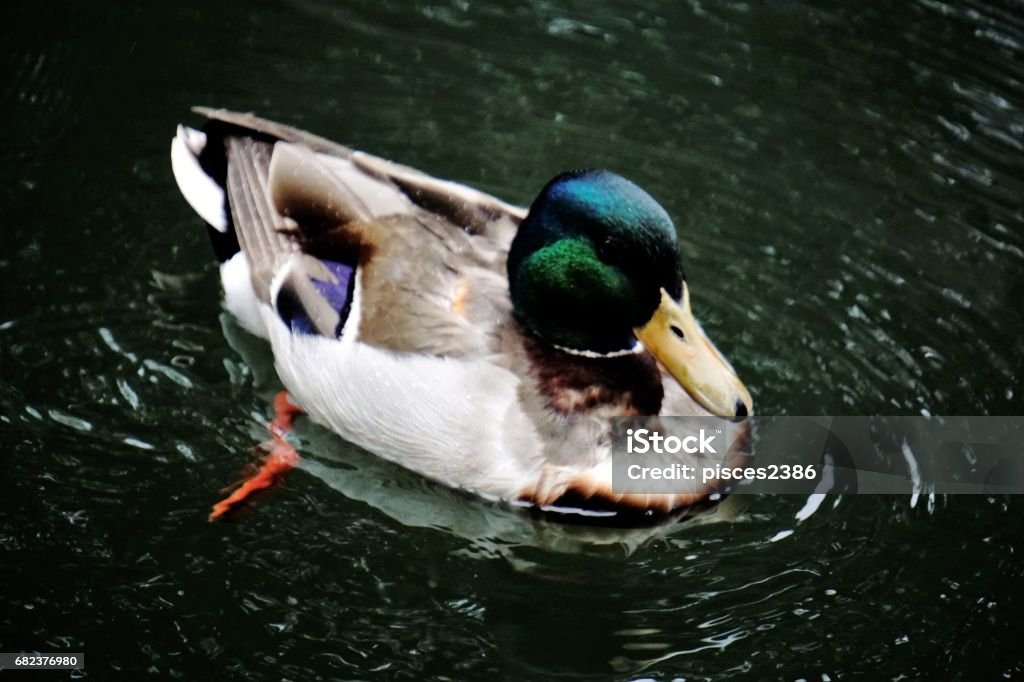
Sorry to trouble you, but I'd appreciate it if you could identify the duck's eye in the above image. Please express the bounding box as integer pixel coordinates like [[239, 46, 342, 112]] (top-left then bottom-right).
[[670, 325, 685, 340]]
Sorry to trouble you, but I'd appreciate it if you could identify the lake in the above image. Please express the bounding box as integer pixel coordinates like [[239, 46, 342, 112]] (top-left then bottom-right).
[[2, 0, 1022, 678]]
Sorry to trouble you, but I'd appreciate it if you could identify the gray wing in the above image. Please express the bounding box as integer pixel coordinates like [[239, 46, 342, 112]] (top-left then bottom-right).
[[180, 109, 526, 352], [222, 135, 344, 336]]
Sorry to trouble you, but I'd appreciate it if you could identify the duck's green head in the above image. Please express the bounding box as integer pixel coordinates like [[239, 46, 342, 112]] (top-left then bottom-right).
[[508, 170, 752, 418]]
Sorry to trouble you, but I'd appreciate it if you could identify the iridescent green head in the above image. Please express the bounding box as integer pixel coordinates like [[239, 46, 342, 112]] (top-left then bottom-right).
[[507, 169, 753, 418], [507, 170, 683, 354]]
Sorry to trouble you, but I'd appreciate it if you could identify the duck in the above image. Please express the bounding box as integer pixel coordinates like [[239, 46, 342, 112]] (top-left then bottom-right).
[[170, 108, 753, 522]]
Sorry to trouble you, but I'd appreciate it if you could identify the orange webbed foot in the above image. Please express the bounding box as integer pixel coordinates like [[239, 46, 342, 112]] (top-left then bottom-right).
[[209, 391, 304, 521]]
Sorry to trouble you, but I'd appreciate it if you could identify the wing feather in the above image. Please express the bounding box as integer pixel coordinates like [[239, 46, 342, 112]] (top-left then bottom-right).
[[224, 137, 296, 302], [186, 109, 527, 352]]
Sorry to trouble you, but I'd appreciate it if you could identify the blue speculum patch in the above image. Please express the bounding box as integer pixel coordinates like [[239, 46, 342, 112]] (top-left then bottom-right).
[[313, 260, 356, 321], [283, 259, 356, 337]]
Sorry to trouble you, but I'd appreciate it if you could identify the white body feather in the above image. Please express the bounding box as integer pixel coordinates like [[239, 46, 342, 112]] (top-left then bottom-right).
[[220, 253, 267, 338], [229, 272, 548, 498]]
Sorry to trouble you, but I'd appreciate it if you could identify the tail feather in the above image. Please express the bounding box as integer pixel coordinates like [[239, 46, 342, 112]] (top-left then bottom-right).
[[171, 125, 238, 262]]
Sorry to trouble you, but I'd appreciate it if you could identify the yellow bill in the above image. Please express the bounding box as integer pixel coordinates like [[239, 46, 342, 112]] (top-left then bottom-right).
[[634, 286, 753, 418]]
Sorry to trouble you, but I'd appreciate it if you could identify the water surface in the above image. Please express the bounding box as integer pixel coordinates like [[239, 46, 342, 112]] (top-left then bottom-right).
[[2, 0, 1022, 678]]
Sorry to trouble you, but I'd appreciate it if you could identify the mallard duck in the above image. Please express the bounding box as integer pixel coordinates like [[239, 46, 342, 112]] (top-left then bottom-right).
[[171, 108, 752, 519]]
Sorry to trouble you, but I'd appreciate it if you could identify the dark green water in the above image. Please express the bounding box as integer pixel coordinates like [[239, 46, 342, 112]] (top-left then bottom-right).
[[2, 0, 1023, 678]]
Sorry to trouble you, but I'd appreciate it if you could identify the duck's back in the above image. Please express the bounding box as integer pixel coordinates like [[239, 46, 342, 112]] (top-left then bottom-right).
[[172, 108, 527, 359]]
